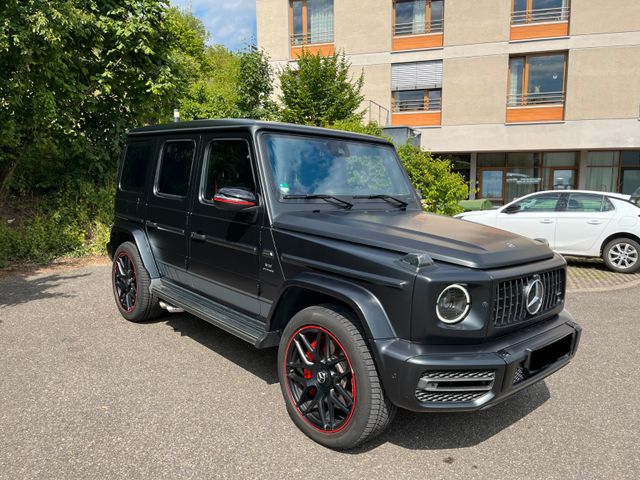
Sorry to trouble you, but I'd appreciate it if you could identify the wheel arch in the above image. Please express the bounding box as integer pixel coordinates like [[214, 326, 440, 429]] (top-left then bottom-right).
[[600, 232, 640, 255], [108, 224, 160, 278], [266, 272, 396, 341]]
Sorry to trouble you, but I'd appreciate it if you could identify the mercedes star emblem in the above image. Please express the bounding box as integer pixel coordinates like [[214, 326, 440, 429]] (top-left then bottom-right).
[[525, 277, 545, 315]]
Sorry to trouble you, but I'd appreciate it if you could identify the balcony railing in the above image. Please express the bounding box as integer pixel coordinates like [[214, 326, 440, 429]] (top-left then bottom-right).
[[507, 91, 565, 107], [290, 30, 334, 46], [394, 19, 444, 36], [393, 98, 442, 112], [511, 6, 569, 25]]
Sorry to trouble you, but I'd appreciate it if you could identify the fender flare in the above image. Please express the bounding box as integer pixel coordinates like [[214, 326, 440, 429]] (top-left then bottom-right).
[[267, 271, 396, 340], [110, 223, 160, 279]]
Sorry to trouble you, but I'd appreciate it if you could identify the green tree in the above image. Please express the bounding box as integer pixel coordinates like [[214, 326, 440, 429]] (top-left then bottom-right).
[[279, 50, 364, 126], [236, 48, 279, 120], [0, 0, 177, 194], [396, 144, 469, 216]]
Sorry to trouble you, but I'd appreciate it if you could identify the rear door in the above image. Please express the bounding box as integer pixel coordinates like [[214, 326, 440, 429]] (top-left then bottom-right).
[[146, 136, 199, 285], [554, 193, 616, 254], [496, 192, 562, 247], [187, 133, 262, 316]]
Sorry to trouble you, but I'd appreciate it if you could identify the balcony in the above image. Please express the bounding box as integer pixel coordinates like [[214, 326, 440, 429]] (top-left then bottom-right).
[[392, 19, 444, 51], [290, 31, 334, 58], [506, 91, 565, 123], [510, 6, 570, 41], [391, 98, 441, 127]]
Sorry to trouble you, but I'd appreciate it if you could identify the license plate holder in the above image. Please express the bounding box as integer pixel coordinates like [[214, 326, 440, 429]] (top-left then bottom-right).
[[525, 333, 573, 372]]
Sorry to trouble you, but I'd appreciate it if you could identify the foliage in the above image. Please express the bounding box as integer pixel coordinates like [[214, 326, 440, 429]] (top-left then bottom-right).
[[0, 182, 114, 267], [396, 144, 469, 216], [279, 51, 364, 126], [0, 0, 177, 193], [236, 49, 279, 120], [328, 119, 384, 137]]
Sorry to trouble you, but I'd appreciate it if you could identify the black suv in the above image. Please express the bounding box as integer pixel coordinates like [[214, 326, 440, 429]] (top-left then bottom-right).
[[108, 120, 581, 449]]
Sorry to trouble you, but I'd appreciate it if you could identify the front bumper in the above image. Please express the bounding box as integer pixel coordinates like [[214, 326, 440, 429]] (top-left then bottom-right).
[[372, 310, 581, 412]]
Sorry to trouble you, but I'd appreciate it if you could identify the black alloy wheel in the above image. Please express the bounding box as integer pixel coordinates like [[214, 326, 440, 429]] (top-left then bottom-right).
[[284, 325, 356, 433], [114, 251, 137, 313]]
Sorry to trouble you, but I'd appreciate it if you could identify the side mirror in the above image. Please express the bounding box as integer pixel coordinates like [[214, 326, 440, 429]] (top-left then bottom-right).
[[503, 204, 521, 214], [213, 187, 257, 211]]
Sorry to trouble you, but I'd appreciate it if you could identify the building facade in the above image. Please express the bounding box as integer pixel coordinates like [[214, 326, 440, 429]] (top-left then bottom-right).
[[256, 0, 640, 205]]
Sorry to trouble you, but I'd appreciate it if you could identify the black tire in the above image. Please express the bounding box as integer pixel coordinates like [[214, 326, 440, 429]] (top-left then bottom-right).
[[111, 241, 163, 322], [277, 304, 396, 449], [602, 238, 640, 274]]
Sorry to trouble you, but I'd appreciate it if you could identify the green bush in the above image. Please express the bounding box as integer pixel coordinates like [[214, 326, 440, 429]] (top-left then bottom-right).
[[0, 182, 114, 268]]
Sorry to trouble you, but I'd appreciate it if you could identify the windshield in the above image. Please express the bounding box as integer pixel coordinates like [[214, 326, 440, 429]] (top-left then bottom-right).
[[262, 133, 412, 198]]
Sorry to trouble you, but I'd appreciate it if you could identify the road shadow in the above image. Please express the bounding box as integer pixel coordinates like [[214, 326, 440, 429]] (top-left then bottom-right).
[[565, 256, 610, 271], [159, 312, 279, 385], [149, 311, 551, 452], [0, 272, 87, 309]]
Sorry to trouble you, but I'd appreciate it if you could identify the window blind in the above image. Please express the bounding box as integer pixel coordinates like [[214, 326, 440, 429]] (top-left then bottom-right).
[[391, 61, 443, 91]]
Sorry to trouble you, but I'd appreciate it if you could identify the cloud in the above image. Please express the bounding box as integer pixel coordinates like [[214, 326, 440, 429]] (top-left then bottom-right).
[[171, 0, 257, 51]]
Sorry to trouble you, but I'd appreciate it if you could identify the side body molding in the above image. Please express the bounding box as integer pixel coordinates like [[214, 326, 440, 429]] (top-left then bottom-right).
[[267, 271, 397, 340]]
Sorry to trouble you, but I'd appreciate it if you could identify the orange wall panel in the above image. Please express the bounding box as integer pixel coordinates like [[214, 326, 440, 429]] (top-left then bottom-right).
[[391, 111, 441, 127], [392, 34, 443, 51], [506, 106, 564, 123], [290, 44, 335, 58], [510, 22, 569, 41]]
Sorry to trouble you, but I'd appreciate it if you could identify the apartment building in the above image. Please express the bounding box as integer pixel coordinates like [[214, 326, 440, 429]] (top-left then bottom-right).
[[256, 0, 640, 205]]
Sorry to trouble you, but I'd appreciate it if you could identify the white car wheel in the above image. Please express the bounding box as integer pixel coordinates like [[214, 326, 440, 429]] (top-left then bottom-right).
[[603, 239, 640, 274]]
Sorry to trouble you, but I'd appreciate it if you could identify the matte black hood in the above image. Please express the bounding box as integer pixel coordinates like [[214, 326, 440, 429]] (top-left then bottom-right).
[[273, 210, 554, 269]]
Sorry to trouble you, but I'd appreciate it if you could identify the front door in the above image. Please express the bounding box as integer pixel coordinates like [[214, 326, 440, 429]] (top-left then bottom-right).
[[146, 137, 199, 285], [496, 192, 563, 248], [187, 134, 262, 316]]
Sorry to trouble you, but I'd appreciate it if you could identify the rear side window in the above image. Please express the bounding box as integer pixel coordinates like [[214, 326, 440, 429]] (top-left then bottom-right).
[[566, 193, 607, 212], [120, 141, 153, 193], [156, 141, 195, 198], [201, 140, 256, 203]]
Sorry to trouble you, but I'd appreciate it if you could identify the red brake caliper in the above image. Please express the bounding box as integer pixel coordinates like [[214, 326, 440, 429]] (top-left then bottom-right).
[[304, 339, 318, 397]]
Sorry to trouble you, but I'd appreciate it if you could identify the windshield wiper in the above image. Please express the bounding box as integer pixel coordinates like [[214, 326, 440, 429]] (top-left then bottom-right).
[[283, 194, 353, 210], [352, 194, 408, 208]]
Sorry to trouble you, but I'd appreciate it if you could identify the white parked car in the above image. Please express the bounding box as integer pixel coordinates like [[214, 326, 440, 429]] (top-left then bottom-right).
[[456, 190, 640, 273]]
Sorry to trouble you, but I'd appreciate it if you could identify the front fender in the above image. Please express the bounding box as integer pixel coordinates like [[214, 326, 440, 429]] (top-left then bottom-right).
[[267, 271, 397, 340]]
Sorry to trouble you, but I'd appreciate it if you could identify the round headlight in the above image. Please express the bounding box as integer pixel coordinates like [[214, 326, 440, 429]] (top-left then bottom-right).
[[436, 284, 471, 324]]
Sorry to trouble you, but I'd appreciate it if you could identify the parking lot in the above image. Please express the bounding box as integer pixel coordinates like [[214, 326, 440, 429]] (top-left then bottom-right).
[[0, 263, 638, 480]]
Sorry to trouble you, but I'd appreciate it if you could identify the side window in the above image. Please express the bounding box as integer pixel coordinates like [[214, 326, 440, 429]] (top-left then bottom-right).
[[513, 193, 561, 212], [201, 140, 256, 203], [566, 193, 605, 212], [602, 197, 615, 212], [156, 141, 195, 198], [120, 141, 153, 193]]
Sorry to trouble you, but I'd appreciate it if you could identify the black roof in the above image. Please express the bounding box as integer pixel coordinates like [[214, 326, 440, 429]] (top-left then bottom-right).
[[128, 119, 391, 144]]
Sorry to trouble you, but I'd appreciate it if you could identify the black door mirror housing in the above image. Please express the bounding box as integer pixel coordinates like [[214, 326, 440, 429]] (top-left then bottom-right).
[[503, 204, 521, 214], [213, 187, 258, 211]]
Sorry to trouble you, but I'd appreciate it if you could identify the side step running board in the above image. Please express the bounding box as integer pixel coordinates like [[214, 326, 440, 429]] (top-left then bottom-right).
[[150, 279, 279, 348]]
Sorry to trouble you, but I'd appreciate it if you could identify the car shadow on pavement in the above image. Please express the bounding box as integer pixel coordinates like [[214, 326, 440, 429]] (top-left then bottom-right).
[[0, 272, 86, 309], [161, 313, 279, 384], [353, 381, 551, 453], [151, 312, 551, 452]]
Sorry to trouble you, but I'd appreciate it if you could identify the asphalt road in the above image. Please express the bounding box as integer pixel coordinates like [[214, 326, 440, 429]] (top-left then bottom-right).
[[0, 265, 638, 479]]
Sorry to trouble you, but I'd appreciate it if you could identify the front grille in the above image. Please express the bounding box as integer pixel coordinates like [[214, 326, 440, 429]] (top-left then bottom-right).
[[492, 269, 565, 328], [415, 369, 495, 404]]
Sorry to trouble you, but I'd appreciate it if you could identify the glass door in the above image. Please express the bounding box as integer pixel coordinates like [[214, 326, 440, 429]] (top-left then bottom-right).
[[620, 168, 640, 195], [480, 169, 505, 205], [550, 168, 576, 190]]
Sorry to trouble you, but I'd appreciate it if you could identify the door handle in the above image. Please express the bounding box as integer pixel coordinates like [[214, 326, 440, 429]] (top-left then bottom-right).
[[191, 232, 206, 241], [540, 219, 554, 224], [587, 220, 603, 225]]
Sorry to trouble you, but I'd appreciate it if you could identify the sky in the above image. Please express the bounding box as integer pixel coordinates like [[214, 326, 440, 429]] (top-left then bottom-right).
[[171, 0, 257, 51]]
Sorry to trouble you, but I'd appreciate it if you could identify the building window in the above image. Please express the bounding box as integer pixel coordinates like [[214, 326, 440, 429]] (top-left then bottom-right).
[[394, 0, 444, 36], [586, 152, 619, 192], [512, 0, 569, 25], [620, 151, 640, 195], [391, 61, 443, 112], [392, 89, 441, 112], [290, 0, 334, 46], [508, 53, 566, 107]]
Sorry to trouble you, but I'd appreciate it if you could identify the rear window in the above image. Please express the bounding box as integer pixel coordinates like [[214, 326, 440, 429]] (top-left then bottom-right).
[[120, 141, 154, 193], [156, 141, 195, 198]]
